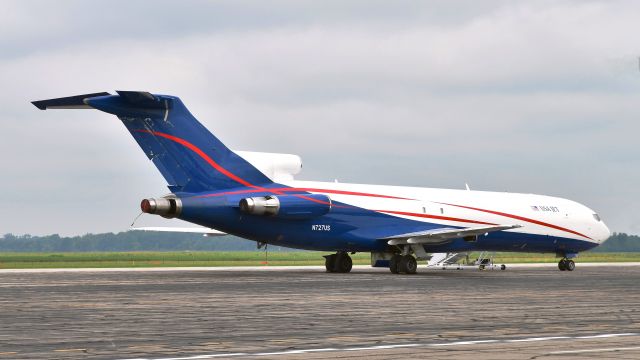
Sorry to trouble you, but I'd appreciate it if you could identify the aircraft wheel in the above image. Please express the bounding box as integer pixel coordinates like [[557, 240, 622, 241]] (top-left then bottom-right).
[[558, 259, 567, 271], [389, 254, 402, 274], [334, 253, 353, 273], [324, 254, 336, 272], [399, 255, 418, 274], [500, 264, 506, 271], [565, 259, 575, 271]]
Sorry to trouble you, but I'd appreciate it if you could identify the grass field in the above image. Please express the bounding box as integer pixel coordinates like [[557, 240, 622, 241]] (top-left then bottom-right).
[[0, 252, 370, 268], [0, 251, 639, 269]]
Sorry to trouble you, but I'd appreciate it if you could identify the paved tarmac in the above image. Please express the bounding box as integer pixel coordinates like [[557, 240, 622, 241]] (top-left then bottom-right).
[[1, 265, 639, 359]]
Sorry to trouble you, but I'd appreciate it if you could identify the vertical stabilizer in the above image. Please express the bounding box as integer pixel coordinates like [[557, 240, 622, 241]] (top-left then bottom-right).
[[33, 91, 272, 193]]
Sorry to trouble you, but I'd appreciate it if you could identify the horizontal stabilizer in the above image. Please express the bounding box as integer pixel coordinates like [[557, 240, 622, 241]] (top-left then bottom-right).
[[116, 90, 172, 109], [385, 224, 522, 245], [130, 226, 227, 237], [31, 92, 111, 110]]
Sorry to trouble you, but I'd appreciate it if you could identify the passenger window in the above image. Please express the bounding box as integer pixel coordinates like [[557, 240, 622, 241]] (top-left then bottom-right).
[[593, 213, 601, 222]]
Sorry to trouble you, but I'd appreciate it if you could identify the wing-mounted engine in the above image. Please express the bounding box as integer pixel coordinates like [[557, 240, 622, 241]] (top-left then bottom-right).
[[239, 194, 331, 220], [234, 151, 302, 181]]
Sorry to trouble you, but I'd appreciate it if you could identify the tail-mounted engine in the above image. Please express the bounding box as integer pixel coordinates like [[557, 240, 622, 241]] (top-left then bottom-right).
[[239, 194, 331, 219], [140, 197, 182, 218]]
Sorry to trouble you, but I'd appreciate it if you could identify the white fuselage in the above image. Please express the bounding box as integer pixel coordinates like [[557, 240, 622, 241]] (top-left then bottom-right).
[[283, 180, 611, 245]]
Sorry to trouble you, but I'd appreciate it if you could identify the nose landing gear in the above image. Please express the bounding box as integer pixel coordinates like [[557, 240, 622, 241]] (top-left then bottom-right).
[[558, 258, 575, 271]]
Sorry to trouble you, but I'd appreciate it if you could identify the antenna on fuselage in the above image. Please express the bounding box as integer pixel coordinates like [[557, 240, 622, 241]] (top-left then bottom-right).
[[465, 183, 471, 191], [130, 212, 144, 227]]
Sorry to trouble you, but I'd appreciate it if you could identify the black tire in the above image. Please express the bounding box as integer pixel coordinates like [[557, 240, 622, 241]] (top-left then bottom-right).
[[565, 259, 575, 271], [399, 255, 418, 274], [335, 253, 353, 273], [558, 259, 567, 271], [500, 264, 506, 271], [389, 255, 401, 274], [324, 254, 336, 272]]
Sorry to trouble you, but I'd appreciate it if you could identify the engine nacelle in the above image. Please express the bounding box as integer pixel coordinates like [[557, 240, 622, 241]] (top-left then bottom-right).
[[140, 197, 182, 218], [234, 151, 302, 181], [239, 194, 331, 219]]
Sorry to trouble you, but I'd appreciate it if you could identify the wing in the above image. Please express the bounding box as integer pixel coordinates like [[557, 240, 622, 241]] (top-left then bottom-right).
[[384, 224, 522, 245], [130, 227, 227, 237]]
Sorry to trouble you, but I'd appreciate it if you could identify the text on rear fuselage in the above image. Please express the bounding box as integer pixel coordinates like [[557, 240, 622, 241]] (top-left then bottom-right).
[[311, 224, 331, 231]]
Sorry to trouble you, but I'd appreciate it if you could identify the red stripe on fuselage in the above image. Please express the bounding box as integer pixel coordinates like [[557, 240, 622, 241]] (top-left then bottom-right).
[[135, 130, 331, 206], [136, 130, 256, 188], [376, 210, 497, 226], [196, 187, 415, 200], [282, 188, 415, 200], [136, 129, 579, 234], [438, 202, 592, 240]]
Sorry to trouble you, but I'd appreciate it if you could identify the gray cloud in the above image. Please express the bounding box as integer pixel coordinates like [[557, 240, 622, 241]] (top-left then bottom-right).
[[0, 0, 638, 235]]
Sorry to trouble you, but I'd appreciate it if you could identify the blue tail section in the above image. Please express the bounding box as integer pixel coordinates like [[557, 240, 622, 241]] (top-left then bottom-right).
[[33, 91, 271, 193]]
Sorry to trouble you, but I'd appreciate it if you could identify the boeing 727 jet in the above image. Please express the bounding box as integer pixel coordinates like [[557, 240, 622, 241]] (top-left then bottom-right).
[[32, 91, 611, 273]]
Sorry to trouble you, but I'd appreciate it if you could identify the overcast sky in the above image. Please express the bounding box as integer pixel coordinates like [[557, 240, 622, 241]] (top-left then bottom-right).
[[1, 0, 638, 236]]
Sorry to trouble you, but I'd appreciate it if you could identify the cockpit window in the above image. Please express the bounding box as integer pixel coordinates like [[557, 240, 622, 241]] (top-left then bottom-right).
[[593, 213, 601, 222]]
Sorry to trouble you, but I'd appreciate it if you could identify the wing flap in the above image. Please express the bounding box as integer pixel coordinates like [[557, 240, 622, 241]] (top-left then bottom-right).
[[130, 227, 227, 237], [385, 224, 522, 245]]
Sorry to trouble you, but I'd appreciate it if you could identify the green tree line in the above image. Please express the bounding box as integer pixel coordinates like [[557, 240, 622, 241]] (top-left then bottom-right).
[[590, 232, 640, 252], [0, 232, 285, 252]]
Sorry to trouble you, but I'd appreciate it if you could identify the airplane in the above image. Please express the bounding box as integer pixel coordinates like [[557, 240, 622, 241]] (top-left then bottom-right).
[[32, 91, 611, 273]]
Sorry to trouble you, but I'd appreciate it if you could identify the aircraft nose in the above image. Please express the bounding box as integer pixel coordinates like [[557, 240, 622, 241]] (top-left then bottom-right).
[[597, 220, 611, 243]]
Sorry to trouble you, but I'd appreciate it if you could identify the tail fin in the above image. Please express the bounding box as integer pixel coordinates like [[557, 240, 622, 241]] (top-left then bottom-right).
[[32, 91, 271, 193]]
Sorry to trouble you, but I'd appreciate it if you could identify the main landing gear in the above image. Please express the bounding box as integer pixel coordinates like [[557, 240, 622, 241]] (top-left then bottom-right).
[[558, 258, 575, 271], [324, 252, 353, 273], [389, 254, 417, 274]]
